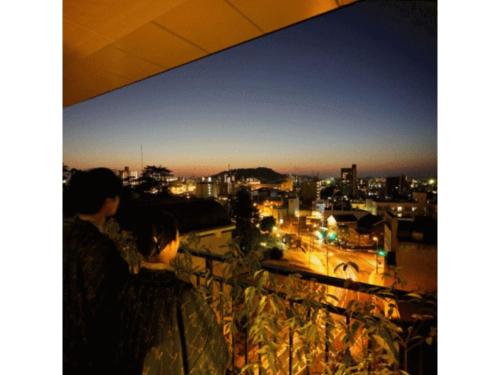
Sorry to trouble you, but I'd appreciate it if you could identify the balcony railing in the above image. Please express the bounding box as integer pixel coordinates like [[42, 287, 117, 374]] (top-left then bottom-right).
[[176, 246, 437, 375]]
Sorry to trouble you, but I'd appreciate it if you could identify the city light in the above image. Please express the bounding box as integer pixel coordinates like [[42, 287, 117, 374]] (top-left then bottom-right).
[[62, 1, 438, 371], [328, 232, 337, 240], [327, 215, 336, 226]]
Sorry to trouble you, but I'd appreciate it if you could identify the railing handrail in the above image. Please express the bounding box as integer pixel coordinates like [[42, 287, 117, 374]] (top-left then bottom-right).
[[178, 246, 436, 374], [178, 246, 437, 304]]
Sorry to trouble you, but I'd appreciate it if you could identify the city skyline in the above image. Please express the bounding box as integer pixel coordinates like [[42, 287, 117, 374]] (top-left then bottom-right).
[[63, 2, 437, 178]]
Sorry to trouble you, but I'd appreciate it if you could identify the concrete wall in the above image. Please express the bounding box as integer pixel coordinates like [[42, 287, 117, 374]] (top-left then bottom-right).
[[396, 241, 437, 293]]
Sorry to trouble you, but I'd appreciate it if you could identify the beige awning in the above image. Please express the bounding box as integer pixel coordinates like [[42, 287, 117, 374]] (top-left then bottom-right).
[[63, 0, 357, 107]]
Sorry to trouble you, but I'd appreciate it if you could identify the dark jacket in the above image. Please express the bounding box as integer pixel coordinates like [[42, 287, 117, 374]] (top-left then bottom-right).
[[63, 217, 130, 374], [116, 269, 229, 375]]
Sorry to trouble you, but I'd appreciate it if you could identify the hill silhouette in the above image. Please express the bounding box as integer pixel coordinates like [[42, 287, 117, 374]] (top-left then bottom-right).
[[212, 167, 287, 184]]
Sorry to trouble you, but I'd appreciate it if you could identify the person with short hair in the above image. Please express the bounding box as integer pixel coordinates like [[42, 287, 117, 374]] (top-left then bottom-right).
[[116, 209, 229, 375], [63, 168, 130, 374]]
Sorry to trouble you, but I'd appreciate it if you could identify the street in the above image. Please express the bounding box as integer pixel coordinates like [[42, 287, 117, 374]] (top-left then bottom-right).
[[273, 226, 390, 287]]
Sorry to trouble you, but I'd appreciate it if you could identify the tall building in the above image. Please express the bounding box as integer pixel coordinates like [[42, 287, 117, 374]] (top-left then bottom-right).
[[385, 175, 409, 198], [129, 170, 139, 180], [288, 197, 300, 216], [300, 179, 321, 204], [219, 181, 235, 196], [118, 166, 133, 181], [340, 164, 357, 198], [195, 181, 219, 199]]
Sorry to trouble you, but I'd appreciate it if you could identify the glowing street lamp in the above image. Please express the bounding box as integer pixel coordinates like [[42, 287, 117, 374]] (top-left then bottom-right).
[[314, 230, 324, 240], [327, 215, 336, 227], [327, 231, 337, 242]]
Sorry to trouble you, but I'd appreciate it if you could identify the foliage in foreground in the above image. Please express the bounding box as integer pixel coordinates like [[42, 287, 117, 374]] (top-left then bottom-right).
[[175, 236, 437, 375]]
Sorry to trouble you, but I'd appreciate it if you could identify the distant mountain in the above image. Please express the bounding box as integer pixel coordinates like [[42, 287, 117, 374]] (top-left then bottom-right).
[[212, 167, 287, 184]]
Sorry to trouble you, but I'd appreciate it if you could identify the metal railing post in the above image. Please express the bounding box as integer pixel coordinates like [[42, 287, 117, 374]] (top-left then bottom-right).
[[289, 301, 294, 375], [177, 247, 436, 375]]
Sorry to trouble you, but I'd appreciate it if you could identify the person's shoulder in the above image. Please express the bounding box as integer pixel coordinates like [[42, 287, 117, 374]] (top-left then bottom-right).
[[139, 272, 196, 301], [177, 280, 208, 308], [65, 218, 119, 256], [64, 217, 98, 238], [133, 270, 191, 288], [177, 278, 196, 296]]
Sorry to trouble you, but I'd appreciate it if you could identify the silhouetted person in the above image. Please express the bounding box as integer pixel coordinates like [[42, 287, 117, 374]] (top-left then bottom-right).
[[116, 210, 229, 375], [63, 168, 129, 374]]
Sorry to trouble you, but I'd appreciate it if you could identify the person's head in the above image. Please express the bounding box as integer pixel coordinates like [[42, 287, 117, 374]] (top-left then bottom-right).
[[69, 168, 122, 217], [136, 210, 180, 265]]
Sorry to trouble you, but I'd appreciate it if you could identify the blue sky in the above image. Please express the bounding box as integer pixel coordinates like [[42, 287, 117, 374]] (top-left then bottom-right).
[[64, 1, 436, 177]]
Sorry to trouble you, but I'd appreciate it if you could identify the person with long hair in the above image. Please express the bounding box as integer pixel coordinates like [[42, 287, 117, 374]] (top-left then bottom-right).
[[116, 209, 229, 374]]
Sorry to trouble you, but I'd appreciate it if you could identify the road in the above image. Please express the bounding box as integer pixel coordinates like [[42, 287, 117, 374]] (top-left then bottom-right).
[[274, 229, 390, 287]]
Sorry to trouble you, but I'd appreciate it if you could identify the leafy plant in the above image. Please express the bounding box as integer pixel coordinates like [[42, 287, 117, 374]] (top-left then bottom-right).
[[173, 233, 437, 374]]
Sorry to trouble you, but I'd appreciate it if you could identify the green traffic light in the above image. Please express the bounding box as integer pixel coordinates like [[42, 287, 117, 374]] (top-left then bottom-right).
[[378, 250, 386, 257]]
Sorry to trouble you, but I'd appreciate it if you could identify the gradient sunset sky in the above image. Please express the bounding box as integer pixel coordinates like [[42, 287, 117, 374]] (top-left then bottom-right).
[[63, 1, 437, 178]]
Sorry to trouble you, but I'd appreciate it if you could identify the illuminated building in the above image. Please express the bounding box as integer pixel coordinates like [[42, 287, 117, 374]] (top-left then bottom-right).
[[195, 180, 219, 199], [383, 213, 437, 292], [340, 164, 357, 198], [315, 200, 326, 213], [288, 197, 299, 216], [366, 199, 418, 217], [300, 179, 321, 204], [366, 190, 430, 218], [169, 181, 196, 195], [256, 199, 286, 222], [117, 166, 130, 180], [117, 166, 139, 185]]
